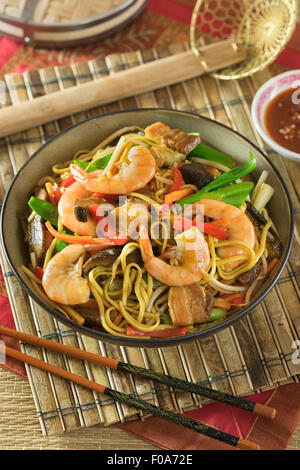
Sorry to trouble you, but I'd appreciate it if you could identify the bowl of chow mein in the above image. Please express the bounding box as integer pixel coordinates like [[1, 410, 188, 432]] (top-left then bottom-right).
[[0, 109, 294, 347]]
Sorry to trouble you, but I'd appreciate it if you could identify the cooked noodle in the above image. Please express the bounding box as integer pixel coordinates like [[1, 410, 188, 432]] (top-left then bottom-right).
[[23, 124, 280, 338]]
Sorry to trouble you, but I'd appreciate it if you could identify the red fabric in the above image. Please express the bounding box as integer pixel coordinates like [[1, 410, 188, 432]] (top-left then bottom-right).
[[117, 384, 300, 450], [0, 0, 300, 450]]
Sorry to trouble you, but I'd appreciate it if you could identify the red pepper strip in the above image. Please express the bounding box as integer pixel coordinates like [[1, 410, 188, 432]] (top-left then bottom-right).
[[173, 218, 228, 240], [53, 186, 62, 205], [230, 296, 245, 305], [60, 174, 76, 188], [45, 182, 61, 206], [126, 326, 188, 338], [176, 161, 185, 167], [203, 222, 229, 240], [88, 204, 104, 224], [34, 266, 44, 281], [167, 167, 183, 194]]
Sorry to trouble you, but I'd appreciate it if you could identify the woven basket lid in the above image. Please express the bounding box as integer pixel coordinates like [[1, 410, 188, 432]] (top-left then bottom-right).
[[0, 0, 148, 48]]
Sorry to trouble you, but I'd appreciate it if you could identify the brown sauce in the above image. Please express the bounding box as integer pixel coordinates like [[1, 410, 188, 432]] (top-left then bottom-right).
[[264, 87, 300, 154]]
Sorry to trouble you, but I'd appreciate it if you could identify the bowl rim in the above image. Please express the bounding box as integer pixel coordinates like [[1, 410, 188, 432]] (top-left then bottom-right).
[[0, 107, 295, 347], [251, 69, 300, 161]]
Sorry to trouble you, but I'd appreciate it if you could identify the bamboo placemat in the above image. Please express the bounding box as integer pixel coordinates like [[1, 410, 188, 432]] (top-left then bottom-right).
[[0, 41, 300, 438]]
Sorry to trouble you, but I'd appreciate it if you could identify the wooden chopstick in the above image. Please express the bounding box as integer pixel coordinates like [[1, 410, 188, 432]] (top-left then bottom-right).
[[3, 343, 259, 450], [0, 325, 276, 420]]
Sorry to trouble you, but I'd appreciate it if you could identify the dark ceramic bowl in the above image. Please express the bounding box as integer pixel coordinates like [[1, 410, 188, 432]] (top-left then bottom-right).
[[0, 109, 294, 347]]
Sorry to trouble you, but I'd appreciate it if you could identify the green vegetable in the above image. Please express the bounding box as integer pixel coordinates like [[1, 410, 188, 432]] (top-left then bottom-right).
[[74, 153, 112, 173], [209, 307, 227, 322], [28, 197, 58, 226], [176, 181, 254, 208], [56, 233, 69, 253], [201, 152, 255, 193], [160, 311, 173, 325], [28, 197, 73, 252], [177, 152, 255, 208], [188, 139, 235, 168]]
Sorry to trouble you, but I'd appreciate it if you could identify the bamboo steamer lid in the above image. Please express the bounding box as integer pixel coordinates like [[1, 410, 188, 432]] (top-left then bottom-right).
[[0, 0, 148, 47]]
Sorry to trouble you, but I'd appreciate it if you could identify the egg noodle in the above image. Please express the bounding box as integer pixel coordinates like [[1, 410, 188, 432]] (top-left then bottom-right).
[[21, 125, 280, 338]]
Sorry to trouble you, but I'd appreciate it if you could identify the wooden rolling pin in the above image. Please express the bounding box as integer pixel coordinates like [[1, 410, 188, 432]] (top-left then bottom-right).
[[0, 39, 245, 138]]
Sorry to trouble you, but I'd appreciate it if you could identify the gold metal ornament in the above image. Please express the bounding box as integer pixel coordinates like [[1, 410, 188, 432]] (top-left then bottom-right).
[[190, 0, 298, 80]]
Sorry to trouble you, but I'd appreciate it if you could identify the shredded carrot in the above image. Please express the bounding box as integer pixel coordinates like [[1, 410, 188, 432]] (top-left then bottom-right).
[[165, 188, 194, 205], [45, 221, 127, 246], [213, 299, 231, 310], [267, 257, 279, 274]]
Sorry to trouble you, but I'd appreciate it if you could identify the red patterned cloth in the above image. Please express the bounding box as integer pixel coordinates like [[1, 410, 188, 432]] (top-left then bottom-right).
[[0, 0, 300, 450]]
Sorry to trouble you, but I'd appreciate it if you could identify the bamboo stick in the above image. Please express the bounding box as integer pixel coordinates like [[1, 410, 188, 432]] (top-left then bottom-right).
[[0, 39, 245, 138]]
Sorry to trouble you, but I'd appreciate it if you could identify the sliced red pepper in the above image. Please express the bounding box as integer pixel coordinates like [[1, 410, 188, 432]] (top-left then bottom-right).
[[34, 266, 44, 281], [230, 295, 245, 305], [126, 325, 188, 338], [167, 167, 183, 194], [176, 161, 185, 167], [203, 222, 229, 240], [60, 174, 76, 188], [52, 186, 62, 205], [88, 204, 104, 224], [173, 219, 229, 240]]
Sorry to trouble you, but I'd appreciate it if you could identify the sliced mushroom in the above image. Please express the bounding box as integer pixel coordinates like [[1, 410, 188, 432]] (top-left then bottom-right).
[[74, 197, 106, 223], [82, 247, 143, 275], [178, 162, 214, 189], [245, 201, 282, 259], [27, 215, 53, 264], [237, 261, 263, 285], [168, 283, 213, 327], [245, 202, 278, 239]]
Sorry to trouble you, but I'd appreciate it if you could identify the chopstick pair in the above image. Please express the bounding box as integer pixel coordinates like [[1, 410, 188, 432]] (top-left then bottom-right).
[[0, 325, 274, 450]]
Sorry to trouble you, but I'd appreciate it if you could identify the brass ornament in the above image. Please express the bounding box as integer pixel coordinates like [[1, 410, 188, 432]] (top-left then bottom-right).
[[190, 0, 298, 80]]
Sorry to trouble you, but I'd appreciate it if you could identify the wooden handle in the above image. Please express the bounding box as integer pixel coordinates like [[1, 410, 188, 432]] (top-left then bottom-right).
[[0, 324, 119, 370], [253, 402, 277, 420], [5, 345, 107, 395], [0, 39, 245, 138]]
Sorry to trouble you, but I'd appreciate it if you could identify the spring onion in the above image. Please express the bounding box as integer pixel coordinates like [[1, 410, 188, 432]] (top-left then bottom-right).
[[188, 140, 235, 168], [252, 183, 274, 211], [176, 181, 254, 208]]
